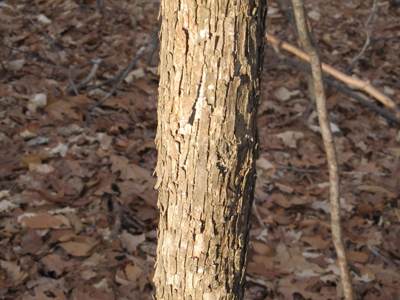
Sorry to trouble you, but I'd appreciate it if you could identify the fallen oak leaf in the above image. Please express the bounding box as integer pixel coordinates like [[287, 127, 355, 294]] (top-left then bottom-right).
[[110, 154, 152, 180], [40, 254, 74, 277], [21, 153, 42, 167], [353, 263, 375, 283], [346, 251, 368, 263], [275, 182, 294, 194], [272, 243, 324, 275], [0, 260, 27, 286], [0, 278, 13, 288], [276, 131, 304, 148], [277, 275, 320, 300], [125, 264, 143, 283], [58, 236, 99, 257], [18, 212, 65, 229], [301, 235, 330, 250]]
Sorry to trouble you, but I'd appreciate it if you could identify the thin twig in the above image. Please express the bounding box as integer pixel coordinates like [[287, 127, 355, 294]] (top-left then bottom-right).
[[110, 196, 122, 241], [253, 201, 266, 228], [146, 21, 162, 65], [96, 0, 105, 14], [0, 57, 6, 73], [26, 17, 61, 60], [110, 2, 129, 40], [79, 59, 101, 88], [292, 1, 354, 299], [371, 35, 400, 42], [6, 5, 61, 60], [341, 171, 390, 176], [369, 247, 397, 268], [88, 29, 160, 112], [344, 0, 378, 74], [395, 209, 400, 222], [77, 160, 112, 166], [68, 69, 79, 96], [276, 166, 391, 176], [86, 76, 115, 92], [0, 43, 53, 64], [66, 59, 102, 94], [265, 33, 400, 116]]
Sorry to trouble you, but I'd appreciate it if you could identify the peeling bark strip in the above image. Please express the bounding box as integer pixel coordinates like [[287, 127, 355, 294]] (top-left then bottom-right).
[[154, 1, 267, 299]]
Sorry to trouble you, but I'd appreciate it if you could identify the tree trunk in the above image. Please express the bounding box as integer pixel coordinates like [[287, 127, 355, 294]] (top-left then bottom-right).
[[154, 1, 267, 299]]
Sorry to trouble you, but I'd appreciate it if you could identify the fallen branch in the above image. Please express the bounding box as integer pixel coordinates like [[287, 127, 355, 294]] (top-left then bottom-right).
[[276, 165, 391, 176], [278, 56, 400, 124], [265, 32, 400, 116], [292, 1, 354, 299]]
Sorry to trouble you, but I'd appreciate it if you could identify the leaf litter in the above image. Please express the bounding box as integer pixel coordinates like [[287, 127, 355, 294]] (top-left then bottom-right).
[[0, 0, 399, 299]]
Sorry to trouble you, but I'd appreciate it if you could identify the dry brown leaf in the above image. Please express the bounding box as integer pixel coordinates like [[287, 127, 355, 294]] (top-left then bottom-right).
[[19, 212, 65, 229], [37, 191, 71, 204], [0, 260, 27, 285], [354, 263, 375, 282], [59, 240, 98, 257], [57, 234, 99, 257], [120, 231, 146, 253], [346, 251, 368, 263], [277, 275, 319, 300], [40, 254, 74, 277], [125, 264, 143, 282], [252, 255, 274, 270], [21, 153, 42, 167], [275, 182, 294, 194], [273, 243, 324, 275], [256, 157, 276, 175], [276, 131, 304, 148], [271, 193, 292, 208], [110, 155, 152, 180], [45, 94, 82, 120], [252, 242, 273, 255], [132, 80, 154, 94], [247, 262, 281, 280], [301, 235, 330, 249]]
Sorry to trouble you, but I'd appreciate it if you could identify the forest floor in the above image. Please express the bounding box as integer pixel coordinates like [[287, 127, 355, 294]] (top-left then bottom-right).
[[0, 0, 399, 299]]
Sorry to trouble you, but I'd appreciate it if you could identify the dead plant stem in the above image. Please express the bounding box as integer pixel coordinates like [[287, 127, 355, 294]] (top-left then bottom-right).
[[292, 0, 354, 299]]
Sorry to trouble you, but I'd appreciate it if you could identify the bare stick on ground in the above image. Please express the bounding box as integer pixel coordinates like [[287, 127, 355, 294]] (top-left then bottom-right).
[[291, 0, 354, 299], [278, 55, 400, 124], [344, 0, 378, 74], [265, 33, 400, 116]]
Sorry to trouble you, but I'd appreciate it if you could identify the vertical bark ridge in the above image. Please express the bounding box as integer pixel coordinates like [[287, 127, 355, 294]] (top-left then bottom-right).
[[154, 1, 267, 299]]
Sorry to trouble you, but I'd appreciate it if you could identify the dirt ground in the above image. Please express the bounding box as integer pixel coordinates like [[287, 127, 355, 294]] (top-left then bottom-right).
[[0, 0, 399, 299]]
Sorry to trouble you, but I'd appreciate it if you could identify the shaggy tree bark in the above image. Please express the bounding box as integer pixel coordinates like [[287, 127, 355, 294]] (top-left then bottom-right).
[[154, 0, 267, 299]]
